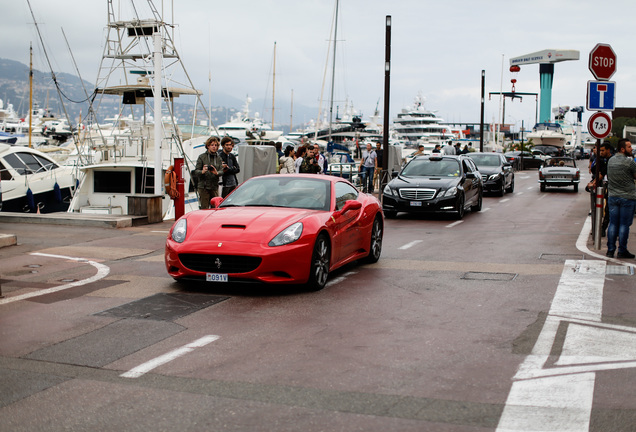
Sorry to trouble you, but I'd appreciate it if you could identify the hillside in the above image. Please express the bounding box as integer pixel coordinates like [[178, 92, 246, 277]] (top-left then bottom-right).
[[0, 58, 316, 134]]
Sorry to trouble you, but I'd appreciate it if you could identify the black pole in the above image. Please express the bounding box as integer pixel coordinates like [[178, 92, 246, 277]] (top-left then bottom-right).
[[480, 70, 485, 152], [381, 16, 391, 190]]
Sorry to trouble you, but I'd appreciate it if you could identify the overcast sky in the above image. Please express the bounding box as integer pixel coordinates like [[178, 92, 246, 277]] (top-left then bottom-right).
[[3, 0, 635, 132]]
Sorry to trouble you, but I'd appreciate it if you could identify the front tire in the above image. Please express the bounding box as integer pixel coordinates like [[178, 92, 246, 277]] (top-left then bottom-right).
[[364, 215, 383, 263], [384, 209, 397, 219], [506, 176, 515, 193], [454, 193, 465, 220], [307, 234, 330, 291], [471, 190, 482, 212]]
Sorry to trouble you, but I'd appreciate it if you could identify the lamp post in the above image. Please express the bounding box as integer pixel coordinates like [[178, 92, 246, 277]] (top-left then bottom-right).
[[381, 15, 391, 197]]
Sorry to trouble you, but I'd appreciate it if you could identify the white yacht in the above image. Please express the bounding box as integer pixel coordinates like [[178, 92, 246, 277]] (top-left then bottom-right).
[[0, 143, 78, 213], [391, 93, 454, 144], [526, 122, 568, 148], [216, 96, 283, 144]]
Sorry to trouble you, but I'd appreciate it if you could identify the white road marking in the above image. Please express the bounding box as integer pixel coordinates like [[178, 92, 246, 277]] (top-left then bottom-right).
[[527, 186, 534, 190], [445, 220, 464, 228], [499, 198, 510, 203], [325, 271, 358, 288], [497, 215, 636, 430], [516, 192, 523, 196], [482, 207, 491, 212], [520, 176, 531, 180], [496, 260, 605, 431], [120, 335, 220, 379], [151, 230, 170, 234], [0, 253, 110, 306], [398, 240, 423, 250]]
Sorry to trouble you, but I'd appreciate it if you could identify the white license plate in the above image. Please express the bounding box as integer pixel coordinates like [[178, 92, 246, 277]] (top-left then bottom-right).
[[206, 273, 228, 282], [552, 176, 567, 179], [410, 201, 423, 206]]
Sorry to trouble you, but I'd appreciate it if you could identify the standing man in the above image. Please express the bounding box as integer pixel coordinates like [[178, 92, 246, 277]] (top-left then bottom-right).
[[374, 141, 384, 191], [218, 137, 240, 198], [606, 138, 636, 259], [358, 142, 377, 193], [194, 136, 223, 209], [300, 144, 321, 174], [442, 141, 456, 155]]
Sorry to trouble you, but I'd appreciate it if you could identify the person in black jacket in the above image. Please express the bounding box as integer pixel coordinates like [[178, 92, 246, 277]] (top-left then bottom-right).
[[218, 137, 240, 198]]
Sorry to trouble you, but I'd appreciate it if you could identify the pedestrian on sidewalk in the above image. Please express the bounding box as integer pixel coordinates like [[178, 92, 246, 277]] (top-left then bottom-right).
[[606, 138, 636, 259]]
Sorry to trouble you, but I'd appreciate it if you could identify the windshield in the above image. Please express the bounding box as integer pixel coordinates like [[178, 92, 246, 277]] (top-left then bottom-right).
[[401, 158, 460, 177], [220, 177, 331, 211], [545, 157, 576, 168], [469, 154, 502, 167]]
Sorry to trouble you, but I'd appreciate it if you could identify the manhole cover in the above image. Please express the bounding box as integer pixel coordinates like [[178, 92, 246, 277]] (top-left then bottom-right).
[[606, 265, 635, 276], [94, 293, 228, 321], [539, 253, 585, 262], [462, 272, 518, 281]]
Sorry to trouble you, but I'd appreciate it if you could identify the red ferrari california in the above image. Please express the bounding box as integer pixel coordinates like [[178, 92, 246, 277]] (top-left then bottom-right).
[[165, 174, 383, 290]]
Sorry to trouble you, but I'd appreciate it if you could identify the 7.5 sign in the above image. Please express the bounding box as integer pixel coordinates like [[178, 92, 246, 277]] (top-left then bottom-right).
[[587, 112, 612, 140]]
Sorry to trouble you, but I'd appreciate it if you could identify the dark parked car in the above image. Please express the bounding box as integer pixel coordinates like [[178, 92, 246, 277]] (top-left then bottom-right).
[[468, 152, 514, 196], [503, 151, 544, 169], [382, 154, 483, 219]]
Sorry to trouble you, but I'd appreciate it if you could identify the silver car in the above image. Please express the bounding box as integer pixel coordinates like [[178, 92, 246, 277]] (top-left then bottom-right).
[[538, 157, 580, 192]]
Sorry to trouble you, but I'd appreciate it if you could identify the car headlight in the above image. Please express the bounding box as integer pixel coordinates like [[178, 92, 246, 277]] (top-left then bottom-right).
[[269, 222, 303, 247], [171, 218, 187, 243], [488, 173, 501, 181], [383, 184, 395, 196], [442, 186, 458, 197]]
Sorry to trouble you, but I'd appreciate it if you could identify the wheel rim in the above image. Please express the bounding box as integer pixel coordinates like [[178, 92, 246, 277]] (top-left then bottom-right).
[[370, 218, 382, 259], [313, 237, 329, 286]]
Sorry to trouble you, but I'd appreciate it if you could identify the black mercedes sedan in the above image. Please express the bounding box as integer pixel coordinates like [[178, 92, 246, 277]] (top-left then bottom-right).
[[382, 154, 483, 219], [468, 152, 514, 196]]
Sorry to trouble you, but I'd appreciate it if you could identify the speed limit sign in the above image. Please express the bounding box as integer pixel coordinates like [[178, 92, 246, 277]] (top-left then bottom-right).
[[588, 111, 612, 139]]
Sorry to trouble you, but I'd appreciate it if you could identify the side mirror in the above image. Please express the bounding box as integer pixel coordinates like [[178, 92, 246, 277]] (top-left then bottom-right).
[[210, 197, 224, 208], [335, 200, 362, 216]]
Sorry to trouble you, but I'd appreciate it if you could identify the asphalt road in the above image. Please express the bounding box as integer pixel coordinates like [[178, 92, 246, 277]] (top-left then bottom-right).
[[1, 167, 635, 431]]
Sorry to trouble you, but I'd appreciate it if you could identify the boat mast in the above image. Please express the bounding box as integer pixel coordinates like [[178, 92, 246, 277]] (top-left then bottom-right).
[[327, 0, 339, 142], [290, 89, 294, 132], [28, 43, 33, 148], [272, 41, 276, 130]]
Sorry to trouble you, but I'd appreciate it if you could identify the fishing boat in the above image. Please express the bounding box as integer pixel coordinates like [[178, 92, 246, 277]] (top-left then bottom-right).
[[0, 143, 78, 213], [66, 0, 208, 219]]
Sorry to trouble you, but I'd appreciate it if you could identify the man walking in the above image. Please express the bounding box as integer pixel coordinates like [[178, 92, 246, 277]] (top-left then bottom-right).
[[606, 138, 636, 259], [358, 142, 377, 193]]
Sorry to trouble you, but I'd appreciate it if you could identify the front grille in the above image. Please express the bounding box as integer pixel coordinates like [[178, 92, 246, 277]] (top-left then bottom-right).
[[179, 254, 262, 274], [399, 188, 436, 200]]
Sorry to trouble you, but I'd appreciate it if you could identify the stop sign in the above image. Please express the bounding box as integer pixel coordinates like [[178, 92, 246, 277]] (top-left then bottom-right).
[[589, 43, 617, 80]]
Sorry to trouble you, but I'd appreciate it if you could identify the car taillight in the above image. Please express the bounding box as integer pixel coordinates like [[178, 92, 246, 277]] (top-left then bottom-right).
[[539, 171, 544, 180]]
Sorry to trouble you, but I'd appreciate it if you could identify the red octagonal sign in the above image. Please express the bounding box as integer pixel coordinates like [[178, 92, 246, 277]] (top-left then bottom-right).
[[589, 43, 617, 80]]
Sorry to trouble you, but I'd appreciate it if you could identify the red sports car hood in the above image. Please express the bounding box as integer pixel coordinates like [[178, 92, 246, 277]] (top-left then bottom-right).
[[185, 207, 321, 243]]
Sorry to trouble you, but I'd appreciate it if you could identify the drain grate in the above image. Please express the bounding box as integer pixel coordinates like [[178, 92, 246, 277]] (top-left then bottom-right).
[[94, 293, 229, 321], [539, 253, 585, 262], [606, 265, 635, 276], [462, 272, 518, 281]]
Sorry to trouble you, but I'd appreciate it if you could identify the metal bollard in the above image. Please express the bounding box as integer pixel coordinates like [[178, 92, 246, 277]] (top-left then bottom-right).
[[593, 185, 604, 250]]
